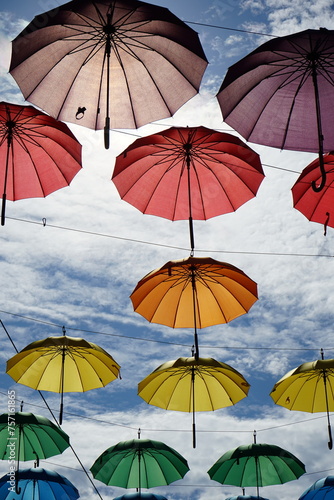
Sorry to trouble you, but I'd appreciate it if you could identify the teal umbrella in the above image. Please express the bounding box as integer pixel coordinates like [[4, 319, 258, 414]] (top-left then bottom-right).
[[208, 435, 305, 497], [90, 436, 189, 490], [0, 467, 79, 500]]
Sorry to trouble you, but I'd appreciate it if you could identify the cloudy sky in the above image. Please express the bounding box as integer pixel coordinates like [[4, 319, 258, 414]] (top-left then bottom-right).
[[1, 1, 334, 499]]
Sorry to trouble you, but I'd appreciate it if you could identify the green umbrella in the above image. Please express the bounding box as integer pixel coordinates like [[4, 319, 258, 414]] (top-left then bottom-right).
[[0, 411, 70, 493], [90, 436, 189, 490], [0, 412, 70, 461], [208, 436, 305, 497]]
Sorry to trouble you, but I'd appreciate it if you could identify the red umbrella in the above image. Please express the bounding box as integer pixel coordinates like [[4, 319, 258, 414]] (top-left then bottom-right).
[[9, 0, 208, 149], [217, 29, 334, 192], [292, 152, 334, 235], [112, 126, 264, 251], [0, 101, 82, 225]]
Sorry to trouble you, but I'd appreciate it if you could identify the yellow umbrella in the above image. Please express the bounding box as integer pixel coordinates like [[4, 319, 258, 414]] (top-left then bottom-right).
[[138, 355, 250, 448], [6, 330, 121, 424], [270, 349, 334, 449], [130, 256, 258, 357]]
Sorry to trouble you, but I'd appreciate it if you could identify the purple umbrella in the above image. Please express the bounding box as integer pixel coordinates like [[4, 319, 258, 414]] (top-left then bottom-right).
[[217, 29, 334, 192]]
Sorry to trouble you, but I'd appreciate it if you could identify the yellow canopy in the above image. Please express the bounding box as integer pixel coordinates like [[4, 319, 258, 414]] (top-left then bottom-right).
[[7, 334, 121, 424], [138, 356, 250, 448], [6, 335, 120, 393], [270, 358, 334, 413], [270, 356, 334, 449], [138, 356, 250, 412]]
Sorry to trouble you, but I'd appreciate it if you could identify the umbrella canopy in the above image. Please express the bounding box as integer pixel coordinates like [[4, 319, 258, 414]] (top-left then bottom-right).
[[112, 126, 264, 251], [90, 438, 189, 489], [217, 28, 334, 191], [130, 255, 257, 329], [0, 412, 70, 461], [138, 356, 250, 412], [6, 332, 120, 424], [0, 412, 70, 494], [208, 441, 306, 496], [270, 351, 334, 449], [9, 0, 208, 148], [292, 153, 334, 234], [0, 101, 82, 225], [114, 494, 168, 500], [138, 356, 250, 448], [0, 467, 79, 500], [299, 476, 334, 500], [225, 497, 269, 500]]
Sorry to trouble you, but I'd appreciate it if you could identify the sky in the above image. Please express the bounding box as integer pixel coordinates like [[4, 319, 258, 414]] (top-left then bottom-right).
[[1, 1, 334, 499]]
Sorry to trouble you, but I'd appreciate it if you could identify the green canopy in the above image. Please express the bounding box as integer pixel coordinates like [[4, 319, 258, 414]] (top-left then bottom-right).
[[0, 412, 70, 461], [90, 438, 189, 489], [208, 442, 305, 492]]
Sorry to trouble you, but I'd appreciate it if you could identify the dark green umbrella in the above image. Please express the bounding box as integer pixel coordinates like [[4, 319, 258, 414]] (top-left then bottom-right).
[[0, 412, 70, 493], [90, 436, 189, 490], [208, 436, 305, 497]]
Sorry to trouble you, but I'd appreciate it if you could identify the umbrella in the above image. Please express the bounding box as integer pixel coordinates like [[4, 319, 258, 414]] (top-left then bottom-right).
[[217, 28, 334, 191], [208, 435, 306, 497], [138, 356, 250, 448], [9, 0, 208, 149], [6, 330, 120, 424], [90, 436, 189, 490], [292, 152, 334, 235], [270, 349, 334, 449], [130, 256, 258, 356], [225, 497, 269, 500], [114, 494, 168, 500], [299, 476, 334, 500], [112, 126, 264, 252], [0, 101, 82, 225], [0, 412, 70, 494], [0, 467, 79, 500]]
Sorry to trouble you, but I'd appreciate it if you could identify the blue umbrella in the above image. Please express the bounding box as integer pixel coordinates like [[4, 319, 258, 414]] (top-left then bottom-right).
[[114, 494, 168, 500], [299, 476, 334, 499], [225, 496, 269, 500], [0, 467, 80, 500]]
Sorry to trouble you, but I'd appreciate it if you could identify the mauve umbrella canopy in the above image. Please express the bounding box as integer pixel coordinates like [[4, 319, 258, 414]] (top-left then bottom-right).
[[9, 0, 208, 148], [217, 29, 334, 154]]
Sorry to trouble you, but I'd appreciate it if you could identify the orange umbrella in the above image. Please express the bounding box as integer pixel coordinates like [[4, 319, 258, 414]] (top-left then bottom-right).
[[130, 256, 258, 356]]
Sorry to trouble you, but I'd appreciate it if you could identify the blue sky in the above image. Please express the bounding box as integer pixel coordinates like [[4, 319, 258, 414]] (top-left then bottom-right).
[[1, 1, 334, 500]]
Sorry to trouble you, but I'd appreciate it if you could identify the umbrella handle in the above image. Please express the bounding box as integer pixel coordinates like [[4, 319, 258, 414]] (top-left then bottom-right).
[[192, 422, 196, 449], [104, 118, 110, 149], [1, 193, 6, 226], [328, 423, 333, 450], [312, 155, 326, 192], [59, 402, 63, 425], [15, 472, 21, 494]]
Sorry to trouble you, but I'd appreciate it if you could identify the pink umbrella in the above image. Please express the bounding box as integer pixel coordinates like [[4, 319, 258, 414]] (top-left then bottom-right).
[[0, 101, 82, 225]]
